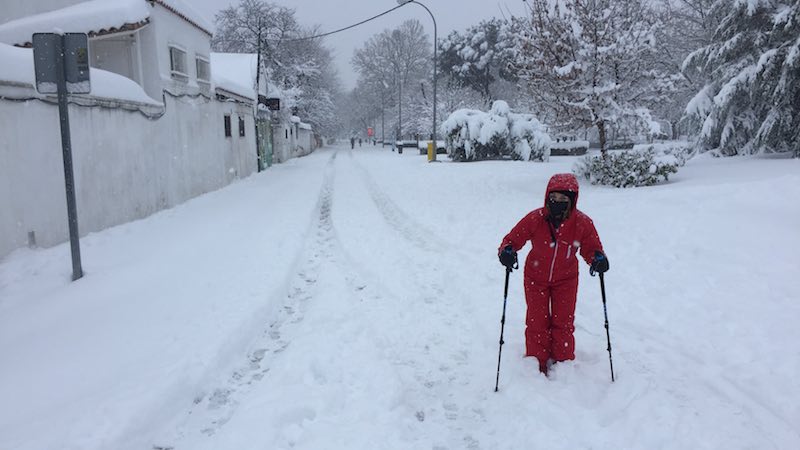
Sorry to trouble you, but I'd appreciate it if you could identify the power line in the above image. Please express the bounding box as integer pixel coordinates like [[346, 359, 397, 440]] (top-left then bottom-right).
[[276, 4, 406, 42]]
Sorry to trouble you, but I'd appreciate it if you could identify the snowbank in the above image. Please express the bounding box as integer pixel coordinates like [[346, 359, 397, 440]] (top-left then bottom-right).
[[441, 100, 551, 161], [0, 42, 159, 105], [0, 0, 150, 46]]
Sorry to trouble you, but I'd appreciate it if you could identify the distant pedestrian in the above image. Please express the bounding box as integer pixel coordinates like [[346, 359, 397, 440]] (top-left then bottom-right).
[[359, 138, 362, 147], [350, 137, 355, 149]]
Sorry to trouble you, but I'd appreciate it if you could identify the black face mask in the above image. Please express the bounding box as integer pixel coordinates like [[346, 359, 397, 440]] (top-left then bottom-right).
[[548, 199, 570, 221]]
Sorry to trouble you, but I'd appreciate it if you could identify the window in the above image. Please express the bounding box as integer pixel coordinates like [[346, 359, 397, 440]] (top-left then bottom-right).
[[169, 46, 187, 80], [238, 116, 245, 137], [224, 115, 232, 137], [196, 56, 210, 84]]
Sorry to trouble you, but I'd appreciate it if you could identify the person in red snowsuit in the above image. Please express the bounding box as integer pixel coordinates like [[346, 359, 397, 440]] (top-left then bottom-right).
[[498, 173, 609, 376]]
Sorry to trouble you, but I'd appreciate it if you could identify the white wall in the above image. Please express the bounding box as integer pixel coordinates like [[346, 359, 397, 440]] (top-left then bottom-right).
[[0, 90, 257, 258], [150, 5, 212, 98]]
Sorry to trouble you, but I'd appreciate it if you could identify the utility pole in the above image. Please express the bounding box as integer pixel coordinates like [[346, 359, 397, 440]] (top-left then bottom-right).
[[254, 19, 263, 172]]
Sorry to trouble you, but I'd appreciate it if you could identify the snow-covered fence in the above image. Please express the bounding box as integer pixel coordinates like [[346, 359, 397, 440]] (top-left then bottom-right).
[[0, 45, 258, 258], [550, 139, 590, 156], [573, 142, 692, 188], [441, 101, 551, 162]]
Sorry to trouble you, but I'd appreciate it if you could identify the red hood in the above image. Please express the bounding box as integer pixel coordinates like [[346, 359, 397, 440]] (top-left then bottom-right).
[[543, 173, 580, 210]]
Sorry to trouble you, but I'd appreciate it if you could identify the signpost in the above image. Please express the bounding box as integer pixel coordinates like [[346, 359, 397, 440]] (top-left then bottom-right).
[[33, 33, 90, 281]]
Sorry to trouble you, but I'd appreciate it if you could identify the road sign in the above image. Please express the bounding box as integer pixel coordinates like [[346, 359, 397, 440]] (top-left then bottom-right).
[[264, 97, 280, 111], [33, 33, 91, 94], [32, 33, 89, 280]]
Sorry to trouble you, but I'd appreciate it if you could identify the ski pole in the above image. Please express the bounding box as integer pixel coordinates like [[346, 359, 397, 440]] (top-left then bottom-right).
[[599, 272, 615, 382], [494, 267, 511, 392]]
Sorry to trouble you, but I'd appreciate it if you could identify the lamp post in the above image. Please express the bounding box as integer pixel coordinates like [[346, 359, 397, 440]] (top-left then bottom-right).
[[397, 0, 438, 161], [381, 79, 389, 146]]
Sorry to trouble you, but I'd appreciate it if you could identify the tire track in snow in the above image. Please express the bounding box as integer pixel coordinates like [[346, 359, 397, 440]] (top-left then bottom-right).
[[346, 150, 447, 254], [156, 152, 339, 446], [341, 149, 490, 449]]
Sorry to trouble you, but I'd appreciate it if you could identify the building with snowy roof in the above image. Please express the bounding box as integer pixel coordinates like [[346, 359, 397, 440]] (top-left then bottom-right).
[[0, 1, 268, 258], [0, 0, 214, 101]]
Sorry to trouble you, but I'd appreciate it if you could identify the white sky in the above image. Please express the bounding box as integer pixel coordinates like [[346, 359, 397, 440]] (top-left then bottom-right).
[[188, 0, 528, 90]]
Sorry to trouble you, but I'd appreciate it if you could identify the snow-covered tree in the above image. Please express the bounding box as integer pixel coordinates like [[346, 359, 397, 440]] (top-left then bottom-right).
[[213, 0, 342, 136], [644, 0, 719, 137], [512, 0, 675, 154], [442, 100, 551, 162], [351, 20, 433, 140], [438, 19, 517, 102], [683, 0, 800, 156]]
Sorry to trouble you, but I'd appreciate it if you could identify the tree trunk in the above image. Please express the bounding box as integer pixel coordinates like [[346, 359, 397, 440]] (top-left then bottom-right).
[[597, 120, 607, 157]]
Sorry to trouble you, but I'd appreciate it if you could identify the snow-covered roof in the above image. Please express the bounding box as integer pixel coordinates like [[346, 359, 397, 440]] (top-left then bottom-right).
[[0, 0, 214, 47], [0, 42, 160, 105], [0, 0, 151, 47], [153, 0, 214, 36], [210, 53, 266, 102]]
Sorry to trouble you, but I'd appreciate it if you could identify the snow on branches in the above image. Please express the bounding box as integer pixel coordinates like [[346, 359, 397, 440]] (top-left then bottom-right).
[[442, 101, 551, 162], [682, 0, 800, 156], [511, 0, 674, 155]]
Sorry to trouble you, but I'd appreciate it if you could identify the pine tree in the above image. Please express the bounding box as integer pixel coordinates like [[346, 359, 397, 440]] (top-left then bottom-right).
[[438, 19, 517, 103], [683, 0, 800, 156]]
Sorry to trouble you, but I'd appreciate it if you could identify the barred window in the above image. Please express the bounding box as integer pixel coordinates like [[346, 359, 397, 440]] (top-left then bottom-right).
[[196, 56, 210, 83], [169, 46, 187, 79], [224, 115, 232, 137]]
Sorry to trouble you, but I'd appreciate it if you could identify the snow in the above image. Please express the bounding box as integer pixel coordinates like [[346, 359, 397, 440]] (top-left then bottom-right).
[[442, 101, 551, 161], [0, 0, 150, 46], [1, 146, 799, 449], [0, 43, 36, 85], [0, 42, 160, 105], [210, 52, 260, 100], [156, 0, 214, 35], [552, 140, 590, 150]]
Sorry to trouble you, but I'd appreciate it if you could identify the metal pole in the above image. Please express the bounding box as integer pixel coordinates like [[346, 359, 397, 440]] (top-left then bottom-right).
[[599, 272, 616, 382], [495, 267, 511, 392], [406, 1, 437, 161], [381, 88, 385, 145], [56, 35, 83, 281], [398, 79, 402, 143], [254, 21, 263, 172]]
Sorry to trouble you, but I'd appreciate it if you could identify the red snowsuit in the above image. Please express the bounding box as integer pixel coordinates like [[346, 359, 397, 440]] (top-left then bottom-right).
[[499, 173, 604, 366]]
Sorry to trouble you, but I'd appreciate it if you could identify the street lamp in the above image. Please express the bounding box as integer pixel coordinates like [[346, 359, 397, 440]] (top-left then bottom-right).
[[397, 0, 438, 161]]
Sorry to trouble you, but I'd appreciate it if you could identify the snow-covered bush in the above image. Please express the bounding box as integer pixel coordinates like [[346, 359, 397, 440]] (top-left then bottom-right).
[[442, 100, 551, 162], [573, 144, 690, 188]]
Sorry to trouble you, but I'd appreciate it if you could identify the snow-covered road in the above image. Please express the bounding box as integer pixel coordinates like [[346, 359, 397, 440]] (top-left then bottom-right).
[[2, 145, 799, 449]]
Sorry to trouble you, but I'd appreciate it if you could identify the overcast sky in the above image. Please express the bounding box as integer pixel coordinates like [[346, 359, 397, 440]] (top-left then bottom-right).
[[188, 0, 528, 90]]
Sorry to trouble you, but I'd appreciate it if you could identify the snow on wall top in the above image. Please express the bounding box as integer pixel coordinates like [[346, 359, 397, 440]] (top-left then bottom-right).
[[0, 42, 160, 105], [210, 53, 263, 101], [0, 0, 150, 47]]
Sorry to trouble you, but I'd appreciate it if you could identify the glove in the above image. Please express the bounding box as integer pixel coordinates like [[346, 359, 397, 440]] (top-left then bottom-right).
[[590, 250, 609, 275], [499, 245, 518, 270]]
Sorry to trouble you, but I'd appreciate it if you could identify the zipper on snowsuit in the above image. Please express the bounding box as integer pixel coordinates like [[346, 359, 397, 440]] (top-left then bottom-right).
[[547, 221, 558, 282]]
